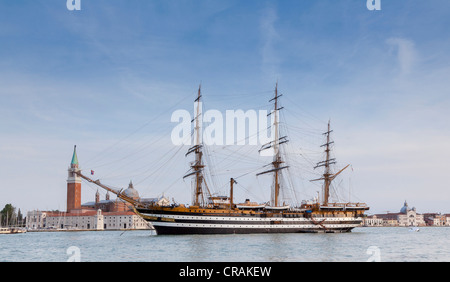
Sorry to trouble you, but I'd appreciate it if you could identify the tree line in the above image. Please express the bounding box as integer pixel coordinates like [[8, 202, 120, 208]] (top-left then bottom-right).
[[1, 204, 25, 227]]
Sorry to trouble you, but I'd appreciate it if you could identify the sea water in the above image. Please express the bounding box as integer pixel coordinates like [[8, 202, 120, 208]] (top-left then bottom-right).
[[1, 227, 449, 262]]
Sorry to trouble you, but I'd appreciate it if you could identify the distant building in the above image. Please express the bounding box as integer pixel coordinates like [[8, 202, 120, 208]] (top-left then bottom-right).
[[26, 210, 48, 230], [422, 213, 449, 226], [363, 215, 383, 227], [81, 189, 130, 213], [67, 145, 82, 213], [445, 215, 450, 226], [43, 210, 151, 230], [397, 201, 425, 227], [26, 145, 168, 231], [363, 201, 425, 227], [26, 209, 151, 231]]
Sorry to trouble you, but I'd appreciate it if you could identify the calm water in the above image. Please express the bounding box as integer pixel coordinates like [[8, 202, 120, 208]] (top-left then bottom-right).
[[1, 227, 450, 262]]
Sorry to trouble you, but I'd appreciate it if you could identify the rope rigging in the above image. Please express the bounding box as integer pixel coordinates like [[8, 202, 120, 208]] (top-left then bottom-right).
[[79, 85, 358, 206]]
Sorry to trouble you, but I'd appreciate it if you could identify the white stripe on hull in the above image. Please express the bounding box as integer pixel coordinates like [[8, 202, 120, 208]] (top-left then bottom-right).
[[139, 212, 362, 233], [140, 213, 361, 223]]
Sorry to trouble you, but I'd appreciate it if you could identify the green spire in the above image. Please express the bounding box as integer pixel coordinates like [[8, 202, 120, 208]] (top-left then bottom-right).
[[71, 145, 79, 166]]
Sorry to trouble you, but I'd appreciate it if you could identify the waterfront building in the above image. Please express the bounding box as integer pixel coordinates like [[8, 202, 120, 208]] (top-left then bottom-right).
[[362, 215, 384, 227], [44, 209, 104, 230], [25, 146, 160, 231], [43, 209, 151, 230], [102, 211, 151, 230], [397, 201, 425, 226], [26, 209, 151, 231], [423, 213, 449, 226], [445, 215, 450, 226], [26, 210, 48, 230], [363, 201, 426, 227]]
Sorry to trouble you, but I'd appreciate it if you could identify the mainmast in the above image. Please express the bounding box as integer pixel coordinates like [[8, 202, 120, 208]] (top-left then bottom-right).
[[257, 82, 289, 207], [272, 83, 282, 207], [312, 120, 349, 206], [184, 85, 206, 207]]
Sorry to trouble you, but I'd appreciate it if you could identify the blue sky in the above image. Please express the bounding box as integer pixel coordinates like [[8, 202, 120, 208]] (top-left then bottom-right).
[[1, 0, 450, 214]]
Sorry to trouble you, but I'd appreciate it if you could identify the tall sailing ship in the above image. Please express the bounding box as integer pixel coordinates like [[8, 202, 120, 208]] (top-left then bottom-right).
[[76, 83, 369, 235]]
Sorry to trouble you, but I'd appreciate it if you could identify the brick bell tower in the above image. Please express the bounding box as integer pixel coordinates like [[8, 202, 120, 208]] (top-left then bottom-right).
[[67, 145, 82, 213]]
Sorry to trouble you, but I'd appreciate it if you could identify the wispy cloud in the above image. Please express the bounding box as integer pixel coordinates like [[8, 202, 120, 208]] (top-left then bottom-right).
[[260, 3, 280, 81], [386, 37, 417, 76]]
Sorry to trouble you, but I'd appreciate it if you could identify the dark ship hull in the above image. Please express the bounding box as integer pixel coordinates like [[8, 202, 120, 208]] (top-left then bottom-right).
[[134, 205, 368, 235]]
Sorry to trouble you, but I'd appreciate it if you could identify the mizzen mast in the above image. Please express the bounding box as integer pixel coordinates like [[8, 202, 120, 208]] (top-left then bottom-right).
[[312, 120, 349, 206]]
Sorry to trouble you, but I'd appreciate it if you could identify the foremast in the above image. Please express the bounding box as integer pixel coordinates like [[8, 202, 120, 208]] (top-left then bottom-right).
[[183, 84, 209, 207]]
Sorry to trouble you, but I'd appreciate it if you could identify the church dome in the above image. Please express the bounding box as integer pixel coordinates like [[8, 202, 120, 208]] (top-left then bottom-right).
[[123, 181, 140, 200], [400, 201, 409, 214]]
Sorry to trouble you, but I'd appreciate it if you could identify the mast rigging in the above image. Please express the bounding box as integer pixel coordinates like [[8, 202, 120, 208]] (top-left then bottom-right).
[[312, 121, 349, 206], [257, 82, 289, 207], [184, 84, 206, 207]]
